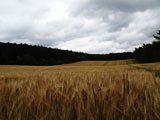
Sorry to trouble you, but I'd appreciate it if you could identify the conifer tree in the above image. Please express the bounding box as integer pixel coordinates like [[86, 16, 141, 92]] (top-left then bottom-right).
[[153, 30, 160, 40]]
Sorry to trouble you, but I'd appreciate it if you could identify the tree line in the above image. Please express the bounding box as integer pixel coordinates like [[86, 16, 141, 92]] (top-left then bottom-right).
[[0, 29, 159, 65], [0, 42, 133, 65], [134, 29, 160, 63]]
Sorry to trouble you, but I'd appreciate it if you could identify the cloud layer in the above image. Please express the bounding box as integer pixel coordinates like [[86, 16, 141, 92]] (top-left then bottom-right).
[[0, 0, 160, 53]]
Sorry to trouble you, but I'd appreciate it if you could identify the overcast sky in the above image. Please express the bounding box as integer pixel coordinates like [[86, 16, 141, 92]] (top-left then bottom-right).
[[0, 0, 160, 53]]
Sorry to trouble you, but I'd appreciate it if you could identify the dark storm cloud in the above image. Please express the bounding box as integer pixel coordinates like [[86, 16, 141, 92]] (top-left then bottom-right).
[[0, 0, 160, 53]]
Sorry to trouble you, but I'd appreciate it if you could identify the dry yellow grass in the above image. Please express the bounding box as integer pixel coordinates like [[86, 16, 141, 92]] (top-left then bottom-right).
[[0, 60, 160, 120]]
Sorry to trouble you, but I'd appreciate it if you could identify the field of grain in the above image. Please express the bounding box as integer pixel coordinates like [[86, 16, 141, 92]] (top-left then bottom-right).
[[63, 59, 133, 66], [0, 60, 160, 120]]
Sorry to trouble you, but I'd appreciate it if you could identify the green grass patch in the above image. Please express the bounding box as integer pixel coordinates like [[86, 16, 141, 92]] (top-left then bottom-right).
[[134, 66, 160, 78]]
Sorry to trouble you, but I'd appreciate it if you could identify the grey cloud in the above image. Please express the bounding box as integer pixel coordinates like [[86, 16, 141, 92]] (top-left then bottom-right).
[[72, 0, 160, 15], [71, 0, 160, 32]]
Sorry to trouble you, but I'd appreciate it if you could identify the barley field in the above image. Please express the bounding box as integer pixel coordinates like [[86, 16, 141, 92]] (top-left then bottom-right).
[[0, 60, 160, 120]]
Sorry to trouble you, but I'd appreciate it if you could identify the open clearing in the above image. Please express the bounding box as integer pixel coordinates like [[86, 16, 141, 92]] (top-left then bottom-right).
[[0, 60, 160, 120]]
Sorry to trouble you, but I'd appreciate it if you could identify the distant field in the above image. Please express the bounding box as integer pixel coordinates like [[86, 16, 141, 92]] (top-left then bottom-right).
[[0, 60, 160, 120], [63, 59, 133, 66]]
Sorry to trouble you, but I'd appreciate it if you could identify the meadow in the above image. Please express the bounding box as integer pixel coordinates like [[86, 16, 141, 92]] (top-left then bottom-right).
[[0, 60, 160, 120]]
